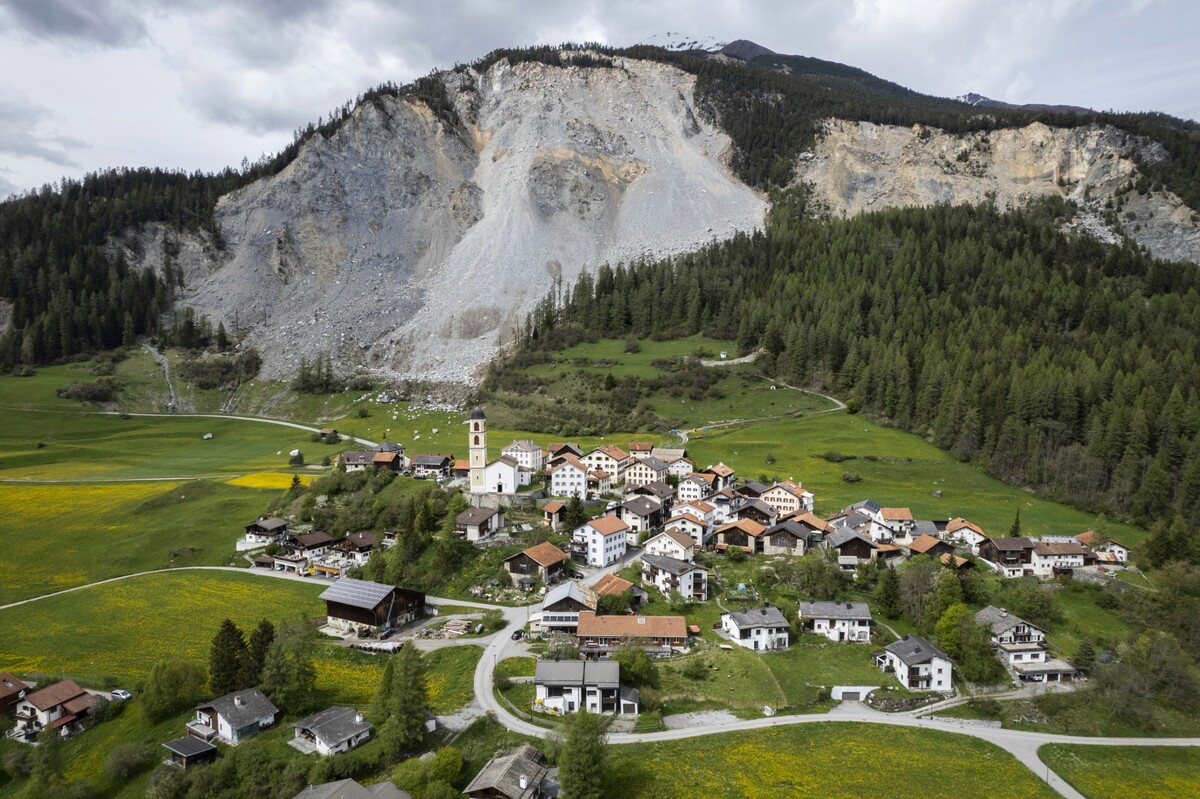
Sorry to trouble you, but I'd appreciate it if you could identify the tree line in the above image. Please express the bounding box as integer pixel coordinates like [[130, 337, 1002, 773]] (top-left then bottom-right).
[[513, 190, 1200, 545]]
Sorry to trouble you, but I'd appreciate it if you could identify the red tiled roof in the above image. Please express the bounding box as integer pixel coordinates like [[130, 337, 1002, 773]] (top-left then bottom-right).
[[24, 680, 88, 712], [881, 507, 913, 521], [576, 611, 687, 639], [593, 573, 635, 596], [908, 534, 947, 554], [523, 541, 568, 568], [542, 501, 565, 513], [588, 516, 629, 536]]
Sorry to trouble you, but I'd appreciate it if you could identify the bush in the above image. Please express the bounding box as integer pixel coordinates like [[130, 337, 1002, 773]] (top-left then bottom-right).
[[3, 746, 33, 778], [966, 697, 1001, 717], [56, 378, 119, 402], [842, 471, 861, 483], [347, 375, 375, 391], [105, 743, 154, 782], [355, 406, 370, 418], [624, 337, 641, 354], [682, 658, 708, 681]]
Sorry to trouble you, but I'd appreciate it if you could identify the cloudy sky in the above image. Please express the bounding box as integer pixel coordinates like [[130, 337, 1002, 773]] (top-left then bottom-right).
[[1, 0, 1196, 198]]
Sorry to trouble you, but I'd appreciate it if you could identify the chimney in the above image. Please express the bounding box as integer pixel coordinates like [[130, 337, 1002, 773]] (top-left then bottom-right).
[[234, 695, 243, 706], [355, 712, 363, 724], [519, 775, 529, 790], [999, 608, 1008, 617]]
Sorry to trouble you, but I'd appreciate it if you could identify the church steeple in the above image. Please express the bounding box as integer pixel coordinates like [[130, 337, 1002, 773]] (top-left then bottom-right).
[[468, 406, 487, 492]]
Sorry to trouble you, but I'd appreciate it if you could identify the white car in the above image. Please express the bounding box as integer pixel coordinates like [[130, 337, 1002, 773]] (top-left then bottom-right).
[[111, 689, 132, 700]]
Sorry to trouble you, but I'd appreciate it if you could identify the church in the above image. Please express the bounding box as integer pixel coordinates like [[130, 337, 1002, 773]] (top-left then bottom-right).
[[468, 407, 532, 495]]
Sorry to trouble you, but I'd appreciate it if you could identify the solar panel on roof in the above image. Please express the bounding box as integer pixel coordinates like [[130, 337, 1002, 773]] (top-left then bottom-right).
[[318, 577, 394, 609]]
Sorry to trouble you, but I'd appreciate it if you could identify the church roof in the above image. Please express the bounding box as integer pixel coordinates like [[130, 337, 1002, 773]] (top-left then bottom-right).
[[470, 406, 486, 420]]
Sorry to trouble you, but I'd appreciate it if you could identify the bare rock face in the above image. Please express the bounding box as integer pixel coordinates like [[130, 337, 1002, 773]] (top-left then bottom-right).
[[166, 55, 765, 384], [797, 120, 1200, 264]]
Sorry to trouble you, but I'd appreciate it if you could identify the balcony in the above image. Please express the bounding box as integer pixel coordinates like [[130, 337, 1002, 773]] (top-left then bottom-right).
[[185, 721, 217, 741]]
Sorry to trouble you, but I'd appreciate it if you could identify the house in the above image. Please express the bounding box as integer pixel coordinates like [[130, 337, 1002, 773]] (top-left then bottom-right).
[[371, 450, 403, 473], [592, 572, 648, 608], [541, 582, 598, 634], [713, 518, 767, 553], [827, 509, 874, 535], [581, 445, 630, 482], [875, 635, 953, 693], [372, 440, 406, 460], [908, 534, 955, 560], [546, 442, 583, 462], [628, 441, 654, 459], [615, 496, 664, 544], [641, 555, 708, 601], [823, 528, 878, 569], [759, 519, 820, 556], [675, 473, 713, 502], [188, 688, 278, 745], [624, 456, 670, 488], [463, 744, 549, 799], [663, 455, 695, 478], [0, 672, 29, 716], [1076, 530, 1132, 563], [662, 512, 708, 548], [732, 497, 778, 526], [411, 454, 452, 480], [542, 500, 565, 532], [721, 606, 790, 651], [588, 469, 612, 496], [340, 451, 374, 472], [625, 480, 674, 506], [940, 553, 974, 570], [534, 661, 639, 716], [332, 532, 376, 564], [481, 455, 530, 494], [502, 439, 545, 472], [504, 542, 568, 586], [978, 536, 1034, 577], [291, 706, 373, 756], [575, 611, 688, 657], [161, 737, 218, 769], [318, 577, 425, 634], [13, 680, 93, 739], [294, 779, 410, 799], [643, 528, 696, 562], [244, 516, 289, 545], [871, 507, 915, 543], [456, 507, 505, 542], [574, 516, 629, 567], [547, 454, 589, 499], [946, 517, 988, 552], [734, 480, 768, 499], [651, 446, 687, 463], [273, 531, 335, 573], [451, 459, 470, 481], [1031, 540, 1090, 577], [699, 463, 736, 491], [798, 601, 873, 642], [976, 606, 1076, 682], [759, 481, 815, 516]]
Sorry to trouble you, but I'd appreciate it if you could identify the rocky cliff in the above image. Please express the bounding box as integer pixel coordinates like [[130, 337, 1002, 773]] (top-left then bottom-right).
[[159, 55, 765, 383], [795, 119, 1200, 263]]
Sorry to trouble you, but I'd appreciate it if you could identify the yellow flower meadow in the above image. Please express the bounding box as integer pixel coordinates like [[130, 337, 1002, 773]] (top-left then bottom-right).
[[226, 471, 314, 490]]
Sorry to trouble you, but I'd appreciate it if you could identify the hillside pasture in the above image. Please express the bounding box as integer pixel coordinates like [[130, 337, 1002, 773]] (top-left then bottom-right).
[[1038, 744, 1200, 798]]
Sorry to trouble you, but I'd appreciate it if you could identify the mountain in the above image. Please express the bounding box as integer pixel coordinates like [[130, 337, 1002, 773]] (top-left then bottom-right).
[[956, 91, 1093, 115], [637, 32, 727, 53], [3, 42, 1199, 384]]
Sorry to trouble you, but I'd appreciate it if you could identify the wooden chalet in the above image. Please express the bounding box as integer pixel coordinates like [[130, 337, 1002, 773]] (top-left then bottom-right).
[[318, 577, 425, 634]]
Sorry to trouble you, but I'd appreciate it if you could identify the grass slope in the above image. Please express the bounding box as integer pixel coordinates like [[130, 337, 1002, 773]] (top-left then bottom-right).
[[1038, 744, 1200, 798], [605, 722, 1060, 798]]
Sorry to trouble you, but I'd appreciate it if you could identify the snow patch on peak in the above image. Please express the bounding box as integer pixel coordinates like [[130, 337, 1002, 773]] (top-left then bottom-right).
[[638, 32, 727, 52]]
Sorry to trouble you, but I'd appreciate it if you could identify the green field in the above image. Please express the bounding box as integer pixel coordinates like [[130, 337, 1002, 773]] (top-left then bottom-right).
[[1038, 744, 1200, 798], [605, 723, 1060, 798]]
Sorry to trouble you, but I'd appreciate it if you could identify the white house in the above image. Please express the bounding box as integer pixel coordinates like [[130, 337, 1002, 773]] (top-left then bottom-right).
[[875, 635, 953, 693], [244, 516, 289, 546], [540, 582, 598, 635], [624, 456, 670, 488], [1076, 530, 1132, 563], [290, 706, 373, 756], [501, 439, 545, 472], [1031, 540, 1090, 577], [13, 680, 93, 740], [664, 455, 695, 478], [548, 455, 589, 499], [975, 606, 1076, 682], [798, 601, 873, 642], [662, 512, 708, 547], [616, 496, 663, 544], [871, 507, 916, 544], [574, 516, 629, 567], [641, 555, 708, 601], [188, 688, 279, 745], [721, 606, 790, 651], [456, 507, 505, 541], [643, 528, 696, 562], [480, 455, 529, 494], [759, 481, 815, 516], [946, 517, 988, 552], [675, 473, 713, 503], [533, 660, 638, 716], [582, 445, 629, 482]]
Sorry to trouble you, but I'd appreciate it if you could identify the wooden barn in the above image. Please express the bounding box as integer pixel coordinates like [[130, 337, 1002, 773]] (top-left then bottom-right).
[[318, 578, 425, 634]]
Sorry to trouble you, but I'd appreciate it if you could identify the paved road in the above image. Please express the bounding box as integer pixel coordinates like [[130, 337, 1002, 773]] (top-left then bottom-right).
[[101, 411, 378, 448]]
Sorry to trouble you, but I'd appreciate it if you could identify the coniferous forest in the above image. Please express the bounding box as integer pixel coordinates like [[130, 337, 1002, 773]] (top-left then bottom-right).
[[510, 189, 1200, 547]]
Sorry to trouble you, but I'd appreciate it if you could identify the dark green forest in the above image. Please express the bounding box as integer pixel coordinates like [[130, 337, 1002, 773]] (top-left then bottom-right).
[[2, 43, 1198, 369], [506, 190, 1200, 548]]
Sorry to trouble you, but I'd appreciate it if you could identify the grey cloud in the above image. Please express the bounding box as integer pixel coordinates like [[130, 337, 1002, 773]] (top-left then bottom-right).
[[0, 173, 22, 200], [0, 0, 148, 47], [0, 97, 78, 166]]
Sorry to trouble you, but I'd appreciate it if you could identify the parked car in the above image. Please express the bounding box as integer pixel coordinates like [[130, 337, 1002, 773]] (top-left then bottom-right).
[[511, 630, 525, 640], [111, 689, 132, 700], [569, 571, 585, 579]]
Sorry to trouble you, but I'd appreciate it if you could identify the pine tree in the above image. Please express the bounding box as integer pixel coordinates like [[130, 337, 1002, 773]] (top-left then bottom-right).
[[559, 709, 608, 799], [874, 566, 901, 619], [239, 619, 276, 688], [259, 623, 317, 715], [1009, 509, 1022, 537], [1073, 637, 1096, 675], [209, 619, 247, 695], [377, 645, 429, 758]]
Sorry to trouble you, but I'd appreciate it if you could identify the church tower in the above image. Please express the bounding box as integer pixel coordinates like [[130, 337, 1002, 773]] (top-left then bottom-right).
[[468, 406, 487, 493]]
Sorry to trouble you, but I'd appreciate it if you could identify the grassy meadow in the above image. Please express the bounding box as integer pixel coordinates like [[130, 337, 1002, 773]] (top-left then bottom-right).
[[605, 723, 1061, 798], [1038, 745, 1200, 798]]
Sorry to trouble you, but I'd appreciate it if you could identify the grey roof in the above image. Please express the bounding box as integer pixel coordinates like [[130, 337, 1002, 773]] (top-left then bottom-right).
[[912, 520, 940, 537], [885, 635, 950, 666], [535, 659, 620, 688], [463, 744, 547, 799], [342, 451, 374, 465], [651, 447, 686, 461], [725, 605, 789, 629], [621, 496, 662, 516], [249, 516, 289, 531], [830, 510, 873, 530], [638, 456, 669, 471], [825, 529, 878, 550], [412, 454, 451, 467], [848, 500, 883, 514], [799, 601, 873, 621], [470, 406, 487, 420], [319, 577, 395, 610], [739, 480, 769, 496], [629, 481, 674, 500], [457, 507, 498, 525], [293, 779, 410, 799], [197, 688, 278, 729], [736, 498, 776, 517], [371, 441, 405, 453], [291, 706, 372, 748], [986, 536, 1033, 550], [542, 581, 597, 611], [162, 737, 216, 758], [763, 520, 812, 540], [641, 554, 702, 576], [975, 605, 1040, 636], [503, 439, 541, 452]]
